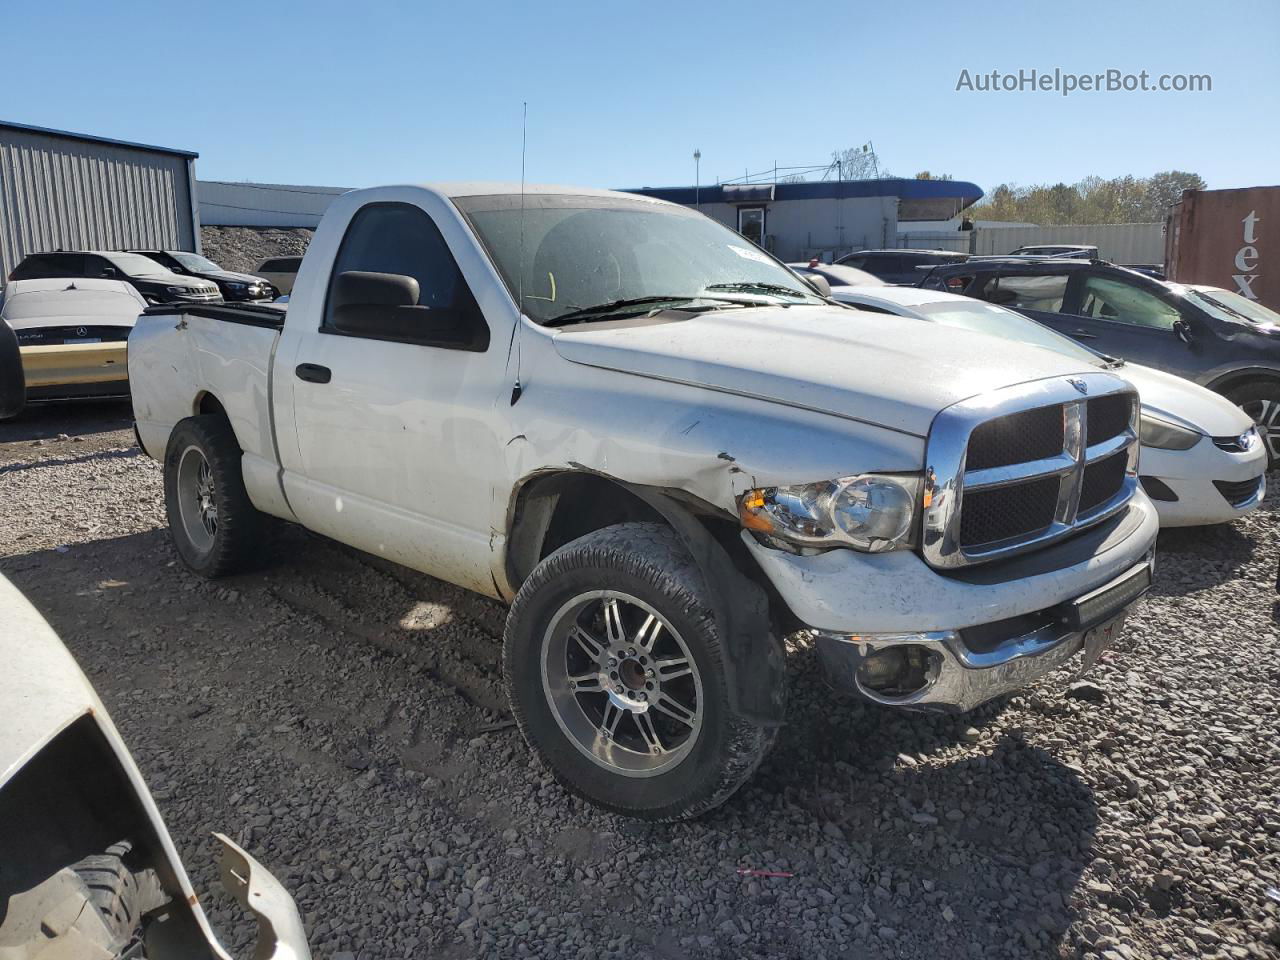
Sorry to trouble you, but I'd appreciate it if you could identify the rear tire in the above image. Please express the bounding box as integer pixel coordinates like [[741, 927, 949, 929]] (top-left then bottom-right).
[[164, 414, 272, 577], [503, 522, 780, 821], [1225, 380, 1280, 470]]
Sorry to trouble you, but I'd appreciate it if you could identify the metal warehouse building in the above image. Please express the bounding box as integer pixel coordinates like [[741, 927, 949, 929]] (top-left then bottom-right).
[[622, 179, 984, 262], [0, 120, 201, 280]]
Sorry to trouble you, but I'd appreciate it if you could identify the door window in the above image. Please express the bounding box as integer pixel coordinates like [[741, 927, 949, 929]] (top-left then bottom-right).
[[989, 274, 1068, 312], [1078, 276, 1181, 329], [737, 207, 765, 246], [322, 202, 488, 350]]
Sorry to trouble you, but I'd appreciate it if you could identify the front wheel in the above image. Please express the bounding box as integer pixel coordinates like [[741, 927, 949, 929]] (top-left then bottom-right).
[[503, 522, 779, 821], [1226, 380, 1280, 470]]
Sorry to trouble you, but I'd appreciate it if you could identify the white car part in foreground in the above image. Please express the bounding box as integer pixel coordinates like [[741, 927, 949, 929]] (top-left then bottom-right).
[[0, 575, 310, 960], [830, 284, 1266, 526]]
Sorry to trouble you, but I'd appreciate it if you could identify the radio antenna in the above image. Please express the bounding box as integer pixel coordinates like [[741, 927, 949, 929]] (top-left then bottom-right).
[[517, 100, 528, 315], [510, 101, 528, 406]]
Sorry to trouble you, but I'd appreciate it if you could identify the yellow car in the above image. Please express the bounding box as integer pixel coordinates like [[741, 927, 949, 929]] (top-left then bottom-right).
[[0, 278, 145, 402]]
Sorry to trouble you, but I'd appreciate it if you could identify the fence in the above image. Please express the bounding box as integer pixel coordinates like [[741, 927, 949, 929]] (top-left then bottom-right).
[[893, 231, 971, 253]]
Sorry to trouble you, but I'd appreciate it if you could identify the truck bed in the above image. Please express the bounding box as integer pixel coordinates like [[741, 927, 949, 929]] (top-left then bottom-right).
[[140, 301, 287, 330], [130, 299, 289, 520]]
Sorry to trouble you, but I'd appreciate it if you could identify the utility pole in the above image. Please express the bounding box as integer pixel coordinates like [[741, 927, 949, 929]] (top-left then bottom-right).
[[693, 149, 701, 207]]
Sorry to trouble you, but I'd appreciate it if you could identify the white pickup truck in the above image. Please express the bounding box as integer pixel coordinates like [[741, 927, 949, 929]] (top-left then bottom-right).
[[130, 183, 1158, 820]]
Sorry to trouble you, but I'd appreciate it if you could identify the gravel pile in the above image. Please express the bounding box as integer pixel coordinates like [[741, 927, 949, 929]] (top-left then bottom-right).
[[1, 410, 1277, 960], [200, 226, 314, 274]]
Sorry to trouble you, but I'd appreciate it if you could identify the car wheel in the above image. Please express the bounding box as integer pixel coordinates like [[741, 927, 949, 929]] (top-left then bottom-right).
[[1226, 381, 1280, 470], [164, 415, 273, 577], [503, 522, 780, 821]]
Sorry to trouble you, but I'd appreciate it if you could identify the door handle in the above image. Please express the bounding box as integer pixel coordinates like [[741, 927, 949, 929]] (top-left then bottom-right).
[[1069, 329, 1098, 340], [295, 363, 332, 384]]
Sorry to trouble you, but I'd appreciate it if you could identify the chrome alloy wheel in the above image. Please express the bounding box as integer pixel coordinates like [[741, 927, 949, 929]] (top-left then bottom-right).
[[1241, 397, 1280, 463], [176, 445, 218, 551], [541, 591, 704, 777]]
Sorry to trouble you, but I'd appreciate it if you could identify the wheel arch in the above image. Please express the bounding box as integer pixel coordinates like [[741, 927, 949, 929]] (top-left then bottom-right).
[[503, 469, 788, 725], [1205, 366, 1280, 397]]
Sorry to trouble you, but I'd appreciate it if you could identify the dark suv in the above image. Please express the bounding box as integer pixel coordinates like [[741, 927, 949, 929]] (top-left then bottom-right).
[[130, 250, 276, 301], [836, 248, 968, 285], [8, 251, 221, 305], [920, 258, 1280, 465]]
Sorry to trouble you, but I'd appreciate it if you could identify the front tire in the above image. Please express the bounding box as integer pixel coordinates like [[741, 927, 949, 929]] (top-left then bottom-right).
[[163, 415, 271, 578], [503, 522, 779, 821]]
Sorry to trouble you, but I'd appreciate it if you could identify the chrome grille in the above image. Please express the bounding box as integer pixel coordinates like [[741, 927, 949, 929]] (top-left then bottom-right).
[[922, 374, 1140, 568]]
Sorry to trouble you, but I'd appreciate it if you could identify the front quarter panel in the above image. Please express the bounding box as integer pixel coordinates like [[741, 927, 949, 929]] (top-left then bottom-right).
[[502, 327, 926, 520]]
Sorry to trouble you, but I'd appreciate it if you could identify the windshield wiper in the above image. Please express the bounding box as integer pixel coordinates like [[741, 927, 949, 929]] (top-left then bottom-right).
[[544, 295, 741, 327], [1100, 354, 1126, 368], [704, 281, 812, 299]]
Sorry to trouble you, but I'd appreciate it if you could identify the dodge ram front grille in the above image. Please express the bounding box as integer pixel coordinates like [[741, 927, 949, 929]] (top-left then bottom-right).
[[966, 406, 1064, 470], [959, 475, 1060, 547], [921, 374, 1139, 567]]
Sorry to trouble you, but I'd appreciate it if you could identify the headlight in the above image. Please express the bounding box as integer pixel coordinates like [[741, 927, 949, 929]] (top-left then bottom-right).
[[1139, 413, 1200, 450], [166, 286, 193, 294], [226, 282, 248, 291], [739, 474, 921, 552]]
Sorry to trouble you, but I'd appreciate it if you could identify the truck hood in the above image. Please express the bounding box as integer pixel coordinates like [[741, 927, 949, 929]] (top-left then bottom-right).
[[198, 269, 271, 285], [1120, 362, 1254, 437], [552, 306, 1105, 437]]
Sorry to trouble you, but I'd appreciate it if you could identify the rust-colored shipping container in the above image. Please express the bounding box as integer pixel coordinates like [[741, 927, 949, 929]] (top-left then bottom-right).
[[1165, 185, 1280, 312]]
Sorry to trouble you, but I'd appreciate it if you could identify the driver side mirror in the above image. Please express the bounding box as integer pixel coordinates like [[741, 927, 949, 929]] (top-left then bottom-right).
[[331, 270, 441, 340], [101, 266, 118, 278], [1173, 318, 1193, 344], [803, 273, 831, 298]]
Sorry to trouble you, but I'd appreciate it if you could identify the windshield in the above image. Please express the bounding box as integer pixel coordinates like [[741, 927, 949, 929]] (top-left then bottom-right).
[[911, 299, 1104, 365], [172, 252, 223, 273], [1184, 287, 1280, 327], [455, 194, 821, 324], [106, 253, 178, 276]]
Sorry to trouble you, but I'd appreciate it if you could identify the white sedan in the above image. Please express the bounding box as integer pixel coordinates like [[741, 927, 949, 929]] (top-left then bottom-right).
[[830, 285, 1267, 527]]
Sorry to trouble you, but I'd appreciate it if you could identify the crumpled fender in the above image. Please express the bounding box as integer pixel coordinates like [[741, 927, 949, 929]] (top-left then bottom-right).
[[215, 833, 311, 960], [619, 483, 787, 727]]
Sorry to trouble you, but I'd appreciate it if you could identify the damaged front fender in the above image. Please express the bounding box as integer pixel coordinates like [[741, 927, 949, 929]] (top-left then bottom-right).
[[215, 833, 311, 960]]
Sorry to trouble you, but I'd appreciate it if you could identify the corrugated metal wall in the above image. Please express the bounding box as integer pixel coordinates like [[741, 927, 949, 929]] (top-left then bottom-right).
[[0, 126, 197, 279], [970, 223, 1165, 263]]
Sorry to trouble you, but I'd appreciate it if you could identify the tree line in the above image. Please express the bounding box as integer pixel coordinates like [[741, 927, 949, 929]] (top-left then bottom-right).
[[967, 171, 1206, 225]]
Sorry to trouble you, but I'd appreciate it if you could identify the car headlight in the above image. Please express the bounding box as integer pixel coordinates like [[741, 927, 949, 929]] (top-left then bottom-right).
[[739, 474, 921, 552], [226, 282, 248, 291], [1139, 413, 1200, 450], [166, 286, 193, 294]]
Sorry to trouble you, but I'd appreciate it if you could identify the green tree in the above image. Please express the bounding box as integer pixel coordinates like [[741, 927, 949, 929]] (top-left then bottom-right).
[[968, 171, 1206, 225]]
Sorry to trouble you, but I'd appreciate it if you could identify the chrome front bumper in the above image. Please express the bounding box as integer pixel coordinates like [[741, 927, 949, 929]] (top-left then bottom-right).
[[814, 557, 1153, 713]]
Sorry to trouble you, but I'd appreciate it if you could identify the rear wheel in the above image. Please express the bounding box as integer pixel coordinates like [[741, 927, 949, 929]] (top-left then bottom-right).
[[164, 415, 273, 577], [1226, 380, 1280, 469], [504, 522, 780, 820]]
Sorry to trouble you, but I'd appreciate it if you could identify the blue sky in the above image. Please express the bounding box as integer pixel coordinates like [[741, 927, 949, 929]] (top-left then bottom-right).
[[7, 0, 1278, 196]]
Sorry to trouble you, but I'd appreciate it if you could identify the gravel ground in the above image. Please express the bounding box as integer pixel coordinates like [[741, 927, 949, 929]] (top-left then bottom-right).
[[1, 404, 1277, 960], [200, 226, 314, 274]]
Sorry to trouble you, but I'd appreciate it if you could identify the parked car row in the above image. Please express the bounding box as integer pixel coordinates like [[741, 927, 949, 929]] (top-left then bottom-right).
[[1, 182, 1271, 825]]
